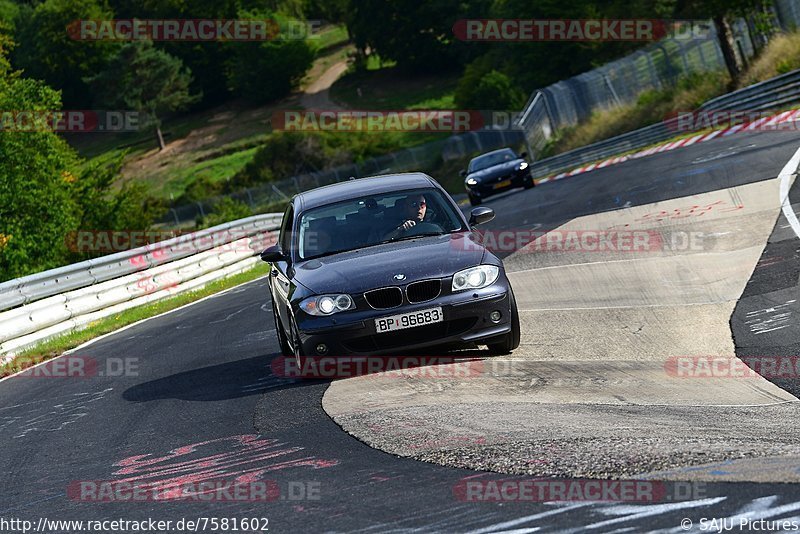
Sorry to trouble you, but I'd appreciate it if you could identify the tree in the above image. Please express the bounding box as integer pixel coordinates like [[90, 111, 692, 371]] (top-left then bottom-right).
[[87, 40, 200, 150], [0, 1, 18, 29], [225, 10, 315, 103], [108, 0, 240, 107], [0, 31, 80, 280], [11, 0, 118, 108], [345, 0, 490, 72], [456, 69, 525, 110], [674, 0, 771, 86]]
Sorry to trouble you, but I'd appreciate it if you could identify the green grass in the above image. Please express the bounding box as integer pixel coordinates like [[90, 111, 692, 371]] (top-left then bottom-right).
[[541, 71, 729, 158], [1, 263, 270, 378], [153, 145, 260, 200], [330, 65, 458, 110], [313, 24, 349, 53], [739, 30, 800, 87], [541, 30, 800, 159]]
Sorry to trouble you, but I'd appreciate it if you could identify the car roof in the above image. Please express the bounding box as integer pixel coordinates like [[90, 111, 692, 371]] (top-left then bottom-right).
[[294, 173, 438, 211], [470, 147, 515, 161]]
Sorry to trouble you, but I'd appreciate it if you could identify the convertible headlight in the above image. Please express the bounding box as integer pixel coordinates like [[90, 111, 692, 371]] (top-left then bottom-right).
[[300, 294, 355, 316], [466, 178, 478, 186], [452, 265, 500, 291], [518, 161, 528, 171]]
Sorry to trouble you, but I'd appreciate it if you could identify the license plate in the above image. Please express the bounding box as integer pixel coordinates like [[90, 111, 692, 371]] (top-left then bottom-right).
[[493, 179, 512, 189], [375, 307, 443, 333]]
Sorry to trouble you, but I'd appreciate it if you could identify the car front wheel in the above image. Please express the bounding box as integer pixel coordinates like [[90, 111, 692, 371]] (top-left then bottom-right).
[[290, 319, 306, 368], [523, 175, 535, 189], [487, 287, 521, 354], [272, 301, 292, 356], [468, 193, 482, 206]]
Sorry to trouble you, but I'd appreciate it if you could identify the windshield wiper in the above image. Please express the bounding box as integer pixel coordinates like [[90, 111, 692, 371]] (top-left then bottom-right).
[[380, 232, 444, 245]]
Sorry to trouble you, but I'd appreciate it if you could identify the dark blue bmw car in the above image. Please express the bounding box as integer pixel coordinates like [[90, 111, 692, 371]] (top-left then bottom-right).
[[261, 173, 520, 361], [461, 147, 534, 206]]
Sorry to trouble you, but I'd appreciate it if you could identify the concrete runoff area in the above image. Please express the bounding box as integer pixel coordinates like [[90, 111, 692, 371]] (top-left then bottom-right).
[[323, 175, 800, 482]]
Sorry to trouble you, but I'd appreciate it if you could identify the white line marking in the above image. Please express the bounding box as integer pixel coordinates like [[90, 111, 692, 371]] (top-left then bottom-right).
[[779, 145, 800, 240]]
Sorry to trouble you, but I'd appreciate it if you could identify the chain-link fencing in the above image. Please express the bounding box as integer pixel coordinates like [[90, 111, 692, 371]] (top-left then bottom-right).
[[161, 129, 524, 226]]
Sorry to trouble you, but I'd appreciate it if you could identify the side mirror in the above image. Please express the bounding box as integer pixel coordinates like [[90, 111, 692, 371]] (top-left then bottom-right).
[[459, 169, 467, 177], [469, 206, 495, 226], [260, 245, 286, 263], [519, 152, 528, 159]]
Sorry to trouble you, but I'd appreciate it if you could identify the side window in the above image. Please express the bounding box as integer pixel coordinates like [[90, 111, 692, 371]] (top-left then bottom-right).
[[279, 205, 294, 253]]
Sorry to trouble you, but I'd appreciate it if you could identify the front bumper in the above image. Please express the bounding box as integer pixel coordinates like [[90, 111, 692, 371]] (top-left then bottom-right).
[[466, 171, 529, 198], [294, 280, 512, 355]]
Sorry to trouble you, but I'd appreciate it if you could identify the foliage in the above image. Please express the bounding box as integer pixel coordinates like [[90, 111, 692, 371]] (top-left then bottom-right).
[[11, 0, 118, 108], [345, 0, 488, 72], [455, 64, 525, 110], [227, 130, 443, 193], [196, 197, 253, 229], [0, 32, 79, 279], [0, 34, 163, 281], [225, 9, 315, 103], [0, 0, 18, 29], [86, 40, 200, 133]]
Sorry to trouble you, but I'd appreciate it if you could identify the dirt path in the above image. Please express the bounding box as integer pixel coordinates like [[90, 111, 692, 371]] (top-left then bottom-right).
[[300, 60, 349, 110]]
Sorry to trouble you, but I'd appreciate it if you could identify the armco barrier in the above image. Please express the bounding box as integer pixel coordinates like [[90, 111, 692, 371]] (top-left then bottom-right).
[[0, 214, 282, 359], [519, 68, 800, 181]]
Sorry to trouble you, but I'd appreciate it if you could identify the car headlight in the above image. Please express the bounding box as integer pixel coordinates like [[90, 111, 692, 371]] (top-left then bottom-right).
[[452, 265, 500, 291], [518, 161, 528, 171], [466, 178, 478, 186], [300, 294, 355, 316]]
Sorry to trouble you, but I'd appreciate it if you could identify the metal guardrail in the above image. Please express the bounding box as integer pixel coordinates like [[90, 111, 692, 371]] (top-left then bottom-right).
[[0, 214, 282, 313], [520, 68, 800, 181], [0, 214, 283, 357]]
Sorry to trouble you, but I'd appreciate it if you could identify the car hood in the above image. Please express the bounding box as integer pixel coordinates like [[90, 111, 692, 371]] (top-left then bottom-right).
[[293, 232, 486, 294], [467, 159, 524, 182]]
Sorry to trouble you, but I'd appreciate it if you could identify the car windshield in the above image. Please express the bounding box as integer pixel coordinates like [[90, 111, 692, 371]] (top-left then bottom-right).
[[296, 188, 465, 260], [468, 149, 518, 172]]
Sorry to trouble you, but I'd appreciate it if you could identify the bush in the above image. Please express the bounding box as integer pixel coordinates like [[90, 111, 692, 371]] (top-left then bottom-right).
[[739, 30, 800, 87], [11, 0, 118, 108], [0, 34, 80, 280], [0, 34, 165, 280], [455, 58, 525, 110], [197, 198, 253, 229], [228, 130, 431, 191], [225, 10, 315, 103]]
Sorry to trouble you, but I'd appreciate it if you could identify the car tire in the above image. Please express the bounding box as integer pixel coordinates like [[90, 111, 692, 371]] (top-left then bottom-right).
[[272, 300, 293, 356], [290, 319, 306, 369], [487, 287, 521, 355], [469, 193, 482, 206], [523, 175, 535, 189]]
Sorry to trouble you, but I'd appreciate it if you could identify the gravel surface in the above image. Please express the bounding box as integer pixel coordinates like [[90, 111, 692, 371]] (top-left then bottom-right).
[[411, 437, 800, 479]]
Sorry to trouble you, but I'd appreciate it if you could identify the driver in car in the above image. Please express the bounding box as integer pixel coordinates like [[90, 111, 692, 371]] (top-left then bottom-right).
[[383, 194, 427, 240]]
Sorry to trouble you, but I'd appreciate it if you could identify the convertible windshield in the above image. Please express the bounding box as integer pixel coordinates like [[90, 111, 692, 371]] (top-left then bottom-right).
[[297, 188, 465, 260], [468, 149, 518, 172]]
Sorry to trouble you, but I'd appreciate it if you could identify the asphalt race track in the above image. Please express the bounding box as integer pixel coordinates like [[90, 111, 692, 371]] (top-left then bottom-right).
[[3, 130, 800, 532]]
